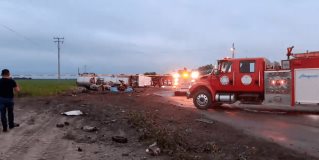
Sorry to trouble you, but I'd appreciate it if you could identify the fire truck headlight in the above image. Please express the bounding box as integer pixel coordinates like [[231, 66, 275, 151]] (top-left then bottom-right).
[[191, 71, 199, 79], [182, 72, 189, 78]]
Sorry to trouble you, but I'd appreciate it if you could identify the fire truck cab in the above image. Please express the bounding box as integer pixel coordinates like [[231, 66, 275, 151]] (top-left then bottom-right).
[[187, 57, 266, 109], [187, 49, 319, 109]]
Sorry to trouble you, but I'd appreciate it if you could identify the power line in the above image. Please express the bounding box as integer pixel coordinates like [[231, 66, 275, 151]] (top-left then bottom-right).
[[0, 24, 40, 46], [54, 37, 64, 80]]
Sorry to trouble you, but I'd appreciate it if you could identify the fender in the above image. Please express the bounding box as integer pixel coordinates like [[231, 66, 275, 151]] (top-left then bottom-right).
[[188, 75, 215, 100]]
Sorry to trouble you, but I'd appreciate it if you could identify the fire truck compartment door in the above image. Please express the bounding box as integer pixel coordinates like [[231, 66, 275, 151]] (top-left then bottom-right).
[[235, 60, 262, 91], [295, 68, 319, 104]]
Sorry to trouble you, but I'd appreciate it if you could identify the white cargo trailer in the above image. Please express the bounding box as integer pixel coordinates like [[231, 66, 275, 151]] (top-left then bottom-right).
[[295, 68, 319, 104], [137, 75, 152, 87]]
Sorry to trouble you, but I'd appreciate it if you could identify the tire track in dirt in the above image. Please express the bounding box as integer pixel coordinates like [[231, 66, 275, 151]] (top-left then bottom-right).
[[0, 103, 57, 151], [37, 116, 84, 160], [1, 113, 61, 160]]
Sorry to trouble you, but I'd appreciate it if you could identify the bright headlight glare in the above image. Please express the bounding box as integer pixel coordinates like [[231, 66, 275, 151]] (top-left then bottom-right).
[[191, 71, 199, 79], [182, 72, 189, 78], [173, 73, 180, 78]]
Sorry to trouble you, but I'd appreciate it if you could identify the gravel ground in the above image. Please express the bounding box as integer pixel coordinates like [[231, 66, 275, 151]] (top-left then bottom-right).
[[0, 88, 316, 160]]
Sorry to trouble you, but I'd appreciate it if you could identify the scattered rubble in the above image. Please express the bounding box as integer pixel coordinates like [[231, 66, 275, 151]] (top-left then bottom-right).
[[109, 86, 134, 93], [56, 123, 64, 128], [72, 87, 88, 94], [112, 136, 128, 143], [124, 87, 134, 93], [62, 110, 83, 116], [122, 153, 129, 157], [146, 142, 161, 156], [77, 147, 83, 152], [110, 87, 119, 93], [9, 88, 315, 160], [196, 118, 215, 124], [82, 126, 98, 132]]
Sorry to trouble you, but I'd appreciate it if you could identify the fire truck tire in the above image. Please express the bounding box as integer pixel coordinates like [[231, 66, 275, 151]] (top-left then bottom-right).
[[193, 89, 212, 110]]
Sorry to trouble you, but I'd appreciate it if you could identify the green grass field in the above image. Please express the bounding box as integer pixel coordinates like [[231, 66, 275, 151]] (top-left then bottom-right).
[[16, 79, 76, 97]]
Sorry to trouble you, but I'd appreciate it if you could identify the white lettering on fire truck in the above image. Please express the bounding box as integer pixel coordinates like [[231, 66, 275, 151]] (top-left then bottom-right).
[[241, 75, 252, 85], [220, 76, 229, 85]]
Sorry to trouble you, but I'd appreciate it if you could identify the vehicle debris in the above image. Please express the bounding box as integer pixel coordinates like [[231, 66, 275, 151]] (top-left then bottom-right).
[[82, 126, 98, 132], [56, 123, 64, 128], [76, 73, 155, 89], [110, 87, 119, 93], [124, 87, 134, 93], [61, 110, 83, 116], [112, 136, 128, 143], [195, 118, 215, 124], [146, 142, 161, 156], [72, 87, 87, 94], [64, 121, 70, 126], [77, 147, 83, 152]]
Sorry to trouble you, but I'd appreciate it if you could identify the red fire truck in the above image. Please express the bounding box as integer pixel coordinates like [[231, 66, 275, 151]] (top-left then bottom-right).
[[187, 47, 319, 109], [172, 68, 199, 95]]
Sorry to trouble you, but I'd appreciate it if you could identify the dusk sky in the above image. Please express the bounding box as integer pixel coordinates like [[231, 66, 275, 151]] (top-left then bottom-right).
[[1, 0, 318, 75]]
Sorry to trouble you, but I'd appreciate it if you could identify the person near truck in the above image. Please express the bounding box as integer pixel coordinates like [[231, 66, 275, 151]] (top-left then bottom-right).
[[0, 69, 20, 132]]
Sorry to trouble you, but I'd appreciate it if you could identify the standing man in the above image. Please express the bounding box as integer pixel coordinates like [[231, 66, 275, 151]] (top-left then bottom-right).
[[0, 69, 20, 132]]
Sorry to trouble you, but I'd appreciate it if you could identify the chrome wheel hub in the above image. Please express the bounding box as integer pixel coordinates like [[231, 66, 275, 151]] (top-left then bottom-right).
[[196, 94, 208, 107]]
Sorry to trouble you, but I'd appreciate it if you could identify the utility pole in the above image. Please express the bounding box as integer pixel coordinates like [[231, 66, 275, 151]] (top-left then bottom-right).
[[231, 43, 235, 58], [53, 37, 64, 79]]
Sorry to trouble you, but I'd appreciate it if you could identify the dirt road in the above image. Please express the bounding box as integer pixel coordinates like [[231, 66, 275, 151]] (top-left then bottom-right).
[[0, 88, 316, 160], [0, 97, 161, 160]]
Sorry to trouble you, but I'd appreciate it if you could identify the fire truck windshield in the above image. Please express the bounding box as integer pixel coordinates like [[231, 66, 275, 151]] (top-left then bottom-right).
[[220, 61, 232, 73]]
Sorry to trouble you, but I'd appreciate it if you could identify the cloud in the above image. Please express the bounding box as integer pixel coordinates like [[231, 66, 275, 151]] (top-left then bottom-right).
[[0, 0, 319, 74]]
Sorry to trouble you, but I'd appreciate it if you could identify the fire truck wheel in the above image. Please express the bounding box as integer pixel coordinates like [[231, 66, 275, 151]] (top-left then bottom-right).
[[193, 89, 212, 110]]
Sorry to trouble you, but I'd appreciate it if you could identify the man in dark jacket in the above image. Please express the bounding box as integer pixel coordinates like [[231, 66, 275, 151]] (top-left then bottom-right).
[[0, 69, 20, 132]]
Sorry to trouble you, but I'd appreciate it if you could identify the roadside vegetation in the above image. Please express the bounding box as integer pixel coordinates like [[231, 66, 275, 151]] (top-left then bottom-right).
[[16, 79, 76, 97]]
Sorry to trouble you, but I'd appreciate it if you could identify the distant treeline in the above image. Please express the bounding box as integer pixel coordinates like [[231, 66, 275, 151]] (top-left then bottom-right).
[[144, 72, 157, 75], [13, 77, 32, 80], [197, 64, 214, 75]]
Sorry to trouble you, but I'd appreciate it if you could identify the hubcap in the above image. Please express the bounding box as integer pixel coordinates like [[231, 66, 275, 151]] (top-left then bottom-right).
[[196, 94, 208, 107]]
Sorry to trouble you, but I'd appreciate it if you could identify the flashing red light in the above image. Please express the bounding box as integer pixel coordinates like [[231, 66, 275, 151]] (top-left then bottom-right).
[[270, 79, 286, 86]]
